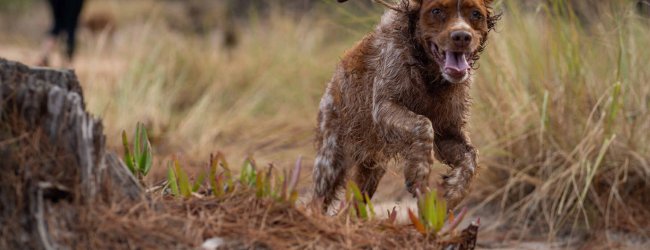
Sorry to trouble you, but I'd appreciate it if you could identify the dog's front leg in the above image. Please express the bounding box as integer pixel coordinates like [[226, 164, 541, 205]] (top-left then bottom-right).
[[433, 129, 478, 209], [372, 101, 434, 196]]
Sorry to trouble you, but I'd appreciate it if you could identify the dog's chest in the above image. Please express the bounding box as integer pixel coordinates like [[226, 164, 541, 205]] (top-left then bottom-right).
[[404, 79, 466, 121]]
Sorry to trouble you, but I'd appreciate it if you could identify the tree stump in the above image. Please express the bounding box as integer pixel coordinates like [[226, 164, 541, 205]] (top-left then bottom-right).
[[0, 58, 142, 249]]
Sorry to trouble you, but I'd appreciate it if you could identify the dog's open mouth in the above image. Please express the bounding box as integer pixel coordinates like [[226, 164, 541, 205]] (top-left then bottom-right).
[[432, 44, 472, 82]]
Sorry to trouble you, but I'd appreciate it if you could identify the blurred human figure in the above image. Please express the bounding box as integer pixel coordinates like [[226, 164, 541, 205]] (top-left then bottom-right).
[[37, 0, 85, 68], [83, 11, 116, 36]]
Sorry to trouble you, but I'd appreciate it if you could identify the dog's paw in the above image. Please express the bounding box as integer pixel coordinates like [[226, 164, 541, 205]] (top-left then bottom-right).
[[442, 167, 471, 209], [405, 180, 428, 198]]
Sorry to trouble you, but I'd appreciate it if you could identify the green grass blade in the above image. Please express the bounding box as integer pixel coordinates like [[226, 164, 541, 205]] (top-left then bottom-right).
[[606, 81, 622, 135], [579, 135, 615, 207], [539, 90, 549, 143]]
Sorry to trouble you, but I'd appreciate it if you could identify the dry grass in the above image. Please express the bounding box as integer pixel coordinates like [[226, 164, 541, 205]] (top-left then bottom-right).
[[90, 190, 436, 249], [1, 0, 649, 246], [470, 0, 650, 240]]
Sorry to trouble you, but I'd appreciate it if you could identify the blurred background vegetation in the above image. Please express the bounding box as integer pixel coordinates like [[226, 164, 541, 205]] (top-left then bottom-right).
[[1, 0, 649, 246]]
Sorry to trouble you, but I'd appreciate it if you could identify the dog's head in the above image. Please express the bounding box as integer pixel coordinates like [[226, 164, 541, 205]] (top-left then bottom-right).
[[413, 0, 498, 83]]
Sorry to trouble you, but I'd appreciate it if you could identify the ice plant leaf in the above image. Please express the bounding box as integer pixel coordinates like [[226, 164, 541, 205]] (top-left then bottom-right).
[[264, 166, 273, 197], [276, 170, 286, 200], [439, 207, 466, 236], [255, 172, 264, 197], [215, 154, 233, 192], [435, 195, 447, 231], [121, 130, 135, 174], [288, 156, 302, 195], [347, 181, 367, 219], [289, 190, 298, 204], [133, 123, 142, 169], [240, 158, 257, 186], [422, 191, 435, 229], [175, 160, 191, 198], [214, 173, 224, 197], [364, 193, 375, 218], [209, 154, 218, 196], [347, 181, 364, 203], [408, 209, 426, 235], [141, 130, 153, 175], [192, 171, 206, 193], [356, 202, 368, 219], [215, 152, 230, 171], [447, 210, 455, 225], [167, 164, 179, 196], [179, 170, 191, 198], [138, 136, 150, 175], [387, 207, 398, 224]]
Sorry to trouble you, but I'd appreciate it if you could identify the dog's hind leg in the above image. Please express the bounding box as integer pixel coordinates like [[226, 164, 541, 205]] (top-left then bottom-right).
[[353, 159, 386, 201]]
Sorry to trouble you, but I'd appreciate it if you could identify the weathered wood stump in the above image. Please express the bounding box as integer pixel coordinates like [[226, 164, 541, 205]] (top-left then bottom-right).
[[0, 58, 142, 249]]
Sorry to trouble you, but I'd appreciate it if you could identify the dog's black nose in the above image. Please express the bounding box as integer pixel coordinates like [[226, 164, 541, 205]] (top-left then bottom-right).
[[451, 31, 472, 47]]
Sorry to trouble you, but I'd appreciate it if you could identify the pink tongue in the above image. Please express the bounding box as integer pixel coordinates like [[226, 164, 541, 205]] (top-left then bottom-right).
[[444, 51, 470, 73]]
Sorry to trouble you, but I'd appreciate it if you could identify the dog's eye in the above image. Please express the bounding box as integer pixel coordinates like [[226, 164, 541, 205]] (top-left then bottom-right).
[[471, 10, 483, 20], [432, 8, 442, 16]]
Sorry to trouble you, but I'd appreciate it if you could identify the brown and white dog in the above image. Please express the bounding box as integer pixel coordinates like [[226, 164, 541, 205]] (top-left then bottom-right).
[[313, 0, 499, 211]]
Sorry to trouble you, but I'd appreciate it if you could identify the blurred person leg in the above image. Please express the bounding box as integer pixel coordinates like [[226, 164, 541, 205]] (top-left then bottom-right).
[[36, 0, 84, 68], [37, 0, 64, 67], [61, 0, 84, 67]]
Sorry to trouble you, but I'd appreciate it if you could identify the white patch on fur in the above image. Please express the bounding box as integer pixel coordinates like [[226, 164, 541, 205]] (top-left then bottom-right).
[[379, 10, 397, 28], [315, 134, 338, 179], [319, 89, 333, 111], [325, 135, 337, 151], [314, 154, 332, 191], [450, 19, 471, 30], [466, 153, 476, 173], [319, 89, 333, 131], [446, 172, 460, 186], [452, 0, 471, 30]]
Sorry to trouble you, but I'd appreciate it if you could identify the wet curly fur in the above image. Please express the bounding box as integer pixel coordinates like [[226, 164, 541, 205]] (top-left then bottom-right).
[[313, 0, 500, 211]]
